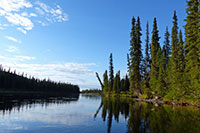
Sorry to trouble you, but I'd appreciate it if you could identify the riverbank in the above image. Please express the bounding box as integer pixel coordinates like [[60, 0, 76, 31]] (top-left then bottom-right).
[[104, 92, 200, 108]]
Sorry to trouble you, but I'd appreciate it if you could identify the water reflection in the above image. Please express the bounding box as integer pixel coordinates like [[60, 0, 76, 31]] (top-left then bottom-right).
[[97, 97, 200, 133], [0, 93, 79, 115], [0, 94, 200, 133]]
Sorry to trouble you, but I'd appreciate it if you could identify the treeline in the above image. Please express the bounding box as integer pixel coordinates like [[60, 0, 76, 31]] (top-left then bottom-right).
[[81, 89, 102, 94], [0, 65, 80, 94], [102, 0, 200, 104]]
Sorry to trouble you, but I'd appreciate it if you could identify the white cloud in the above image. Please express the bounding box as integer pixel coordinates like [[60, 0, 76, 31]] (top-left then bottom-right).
[[30, 13, 37, 17], [16, 56, 36, 61], [6, 46, 19, 53], [17, 27, 27, 34], [0, 55, 98, 89], [5, 13, 34, 30], [0, 55, 35, 62], [35, 1, 68, 23], [5, 36, 22, 43], [0, 0, 68, 34], [0, 0, 32, 13]]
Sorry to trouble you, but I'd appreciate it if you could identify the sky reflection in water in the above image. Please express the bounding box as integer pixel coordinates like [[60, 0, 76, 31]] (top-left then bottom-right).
[[0, 94, 200, 133]]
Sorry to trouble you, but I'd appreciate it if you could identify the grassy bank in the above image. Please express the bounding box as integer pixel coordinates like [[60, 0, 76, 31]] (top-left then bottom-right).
[[103, 92, 200, 108]]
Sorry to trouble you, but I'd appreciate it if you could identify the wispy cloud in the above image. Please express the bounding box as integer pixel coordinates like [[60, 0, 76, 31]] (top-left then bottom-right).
[[16, 56, 35, 61], [6, 45, 19, 53], [17, 27, 27, 34], [0, 0, 68, 34], [5, 36, 21, 43], [0, 55, 35, 63], [35, 1, 68, 23], [0, 55, 98, 89]]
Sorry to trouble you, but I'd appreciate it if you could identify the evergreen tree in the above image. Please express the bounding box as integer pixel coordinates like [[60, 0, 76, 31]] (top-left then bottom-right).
[[129, 16, 142, 95], [168, 11, 181, 99], [103, 70, 109, 92], [158, 45, 167, 96], [149, 18, 161, 96], [178, 30, 185, 73], [144, 22, 150, 89], [109, 53, 114, 92], [113, 71, 121, 93], [117, 71, 121, 92], [127, 53, 130, 73], [164, 26, 170, 66], [125, 74, 130, 91], [120, 78, 125, 91], [171, 11, 179, 70], [184, 0, 200, 98]]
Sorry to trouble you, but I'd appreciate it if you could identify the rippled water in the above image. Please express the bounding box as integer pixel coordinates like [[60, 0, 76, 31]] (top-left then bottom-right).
[[0, 94, 200, 133]]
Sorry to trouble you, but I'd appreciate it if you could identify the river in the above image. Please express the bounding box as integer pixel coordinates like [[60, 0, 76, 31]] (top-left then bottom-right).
[[0, 94, 200, 133]]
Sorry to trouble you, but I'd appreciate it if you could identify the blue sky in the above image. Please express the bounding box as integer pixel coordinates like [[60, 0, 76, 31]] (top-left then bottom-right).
[[0, 0, 187, 90]]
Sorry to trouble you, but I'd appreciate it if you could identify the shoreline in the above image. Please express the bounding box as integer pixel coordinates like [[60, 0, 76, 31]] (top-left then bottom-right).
[[103, 93, 200, 109]]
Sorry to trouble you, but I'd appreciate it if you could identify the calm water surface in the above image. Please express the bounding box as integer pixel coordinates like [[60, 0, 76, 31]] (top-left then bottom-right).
[[0, 94, 200, 133]]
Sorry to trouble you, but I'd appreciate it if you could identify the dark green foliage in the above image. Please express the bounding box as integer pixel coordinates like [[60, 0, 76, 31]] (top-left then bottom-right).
[[103, 70, 109, 92], [164, 26, 170, 66], [109, 53, 114, 92], [171, 11, 179, 70], [100, 97, 200, 133], [129, 17, 142, 95], [101, 0, 200, 104], [0, 65, 80, 93], [127, 53, 130, 73], [81, 89, 102, 94], [113, 71, 121, 93], [144, 22, 150, 89], [125, 74, 130, 91], [149, 18, 161, 96], [184, 0, 200, 100], [167, 11, 182, 99], [178, 30, 185, 73], [157, 45, 167, 97]]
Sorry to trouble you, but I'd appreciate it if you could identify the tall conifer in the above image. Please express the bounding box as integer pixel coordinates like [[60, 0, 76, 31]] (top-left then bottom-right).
[[185, 0, 200, 96], [109, 53, 114, 92], [144, 22, 150, 89], [103, 70, 109, 92], [149, 18, 161, 96], [164, 26, 170, 66], [129, 17, 142, 95]]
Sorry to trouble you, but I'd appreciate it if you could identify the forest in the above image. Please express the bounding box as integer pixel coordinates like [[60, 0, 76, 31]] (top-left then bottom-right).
[[0, 65, 80, 94], [102, 0, 200, 104]]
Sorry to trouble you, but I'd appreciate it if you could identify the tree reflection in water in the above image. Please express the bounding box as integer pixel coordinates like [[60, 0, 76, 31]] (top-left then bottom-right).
[[0, 93, 79, 115], [95, 97, 200, 133]]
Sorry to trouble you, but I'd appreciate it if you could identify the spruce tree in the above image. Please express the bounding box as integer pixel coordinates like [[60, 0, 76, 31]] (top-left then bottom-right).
[[109, 53, 114, 92], [171, 11, 179, 70], [103, 70, 109, 92], [168, 11, 181, 99], [164, 26, 170, 66], [129, 16, 142, 95], [117, 71, 121, 92], [184, 0, 200, 98], [158, 45, 167, 96], [113, 71, 121, 93], [125, 74, 130, 91], [144, 22, 150, 89], [149, 18, 161, 96], [178, 30, 185, 73], [127, 53, 130, 73]]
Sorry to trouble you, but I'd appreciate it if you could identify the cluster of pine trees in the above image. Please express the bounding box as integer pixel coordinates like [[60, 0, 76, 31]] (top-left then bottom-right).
[[103, 53, 130, 93], [0, 65, 80, 94], [102, 0, 200, 103]]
